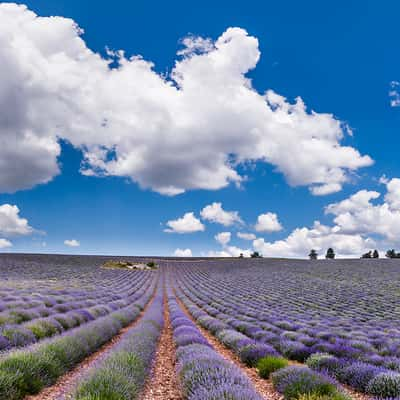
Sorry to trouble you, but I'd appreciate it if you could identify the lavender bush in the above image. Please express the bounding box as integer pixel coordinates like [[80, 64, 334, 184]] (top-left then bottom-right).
[[271, 365, 340, 399]]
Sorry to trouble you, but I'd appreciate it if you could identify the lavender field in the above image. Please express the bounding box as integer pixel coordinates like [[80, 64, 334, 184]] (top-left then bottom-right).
[[0, 254, 399, 400]]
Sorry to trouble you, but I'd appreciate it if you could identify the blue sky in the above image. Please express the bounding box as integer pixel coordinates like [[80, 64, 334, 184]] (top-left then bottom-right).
[[0, 1, 399, 257]]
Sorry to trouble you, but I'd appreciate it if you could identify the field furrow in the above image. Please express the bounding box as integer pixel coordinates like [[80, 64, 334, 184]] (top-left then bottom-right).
[[73, 281, 164, 400], [24, 280, 159, 400], [168, 282, 265, 400], [140, 283, 182, 400], [174, 289, 277, 400]]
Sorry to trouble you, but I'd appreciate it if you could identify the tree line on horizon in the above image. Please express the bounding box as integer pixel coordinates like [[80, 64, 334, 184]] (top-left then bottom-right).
[[238, 248, 400, 259], [308, 248, 400, 259]]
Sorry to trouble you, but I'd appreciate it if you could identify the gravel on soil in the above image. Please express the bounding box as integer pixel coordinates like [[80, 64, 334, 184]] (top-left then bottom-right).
[[140, 290, 182, 400]]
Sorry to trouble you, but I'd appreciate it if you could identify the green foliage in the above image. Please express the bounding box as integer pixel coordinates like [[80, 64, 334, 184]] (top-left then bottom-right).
[[0, 350, 62, 397], [146, 261, 156, 268], [53, 315, 73, 330], [103, 260, 134, 269], [0, 307, 138, 399], [0, 370, 24, 400], [367, 372, 400, 398], [325, 248, 335, 259], [386, 249, 400, 258], [8, 310, 32, 324], [257, 356, 288, 379], [306, 353, 342, 377], [309, 250, 318, 260], [272, 366, 338, 400], [75, 356, 142, 400], [297, 392, 351, 400], [250, 251, 262, 258], [361, 251, 372, 259], [285, 381, 336, 400], [26, 320, 59, 340]]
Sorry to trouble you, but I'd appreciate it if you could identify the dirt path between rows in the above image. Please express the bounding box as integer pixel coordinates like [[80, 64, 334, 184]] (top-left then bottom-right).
[[140, 288, 182, 400], [174, 293, 272, 400], [25, 287, 158, 400], [175, 291, 373, 400]]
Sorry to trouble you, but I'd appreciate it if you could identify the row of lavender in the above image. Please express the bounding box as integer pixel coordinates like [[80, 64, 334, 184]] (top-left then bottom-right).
[[169, 281, 355, 400], [0, 254, 157, 350], [172, 259, 400, 398], [0, 254, 145, 308], [73, 282, 164, 399], [0, 269, 148, 318], [0, 274, 157, 400], [0, 254, 155, 321], [166, 283, 263, 400], [0, 271, 153, 350], [177, 285, 400, 399]]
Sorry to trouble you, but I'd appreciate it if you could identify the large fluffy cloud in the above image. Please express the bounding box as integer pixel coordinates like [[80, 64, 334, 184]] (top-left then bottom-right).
[[201, 203, 242, 226], [164, 212, 205, 234], [0, 204, 33, 236], [0, 203, 35, 249], [0, 4, 372, 195], [255, 212, 283, 232], [253, 221, 374, 258], [325, 178, 400, 242], [252, 178, 400, 258], [208, 245, 251, 257]]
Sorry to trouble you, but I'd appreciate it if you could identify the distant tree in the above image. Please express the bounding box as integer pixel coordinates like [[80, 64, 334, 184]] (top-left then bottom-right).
[[146, 261, 156, 268], [325, 248, 335, 259], [239, 253, 244, 258], [373, 250, 379, 258], [361, 251, 372, 259], [250, 251, 262, 258], [386, 249, 397, 259], [309, 249, 318, 260]]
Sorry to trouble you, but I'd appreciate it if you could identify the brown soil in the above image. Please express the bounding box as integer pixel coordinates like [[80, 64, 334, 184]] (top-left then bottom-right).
[[140, 289, 182, 400], [25, 289, 158, 400]]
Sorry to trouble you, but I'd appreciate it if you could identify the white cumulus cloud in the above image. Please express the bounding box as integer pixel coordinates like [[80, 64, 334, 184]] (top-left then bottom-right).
[[215, 231, 231, 246], [253, 221, 373, 259], [252, 178, 400, 258], [325, 178, 400, 242], [0, 4, 372, 195], [237, 232, 256, 240], [0, 204, 34, 236], [0, 238, 12, 248], [174, 248, 193, 257], [255, 212, 283, 232], [201, 203, 242, 226], [64, 239, 80, 247], [164, 212, 205, 234], [208, 245, 251, 257]]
